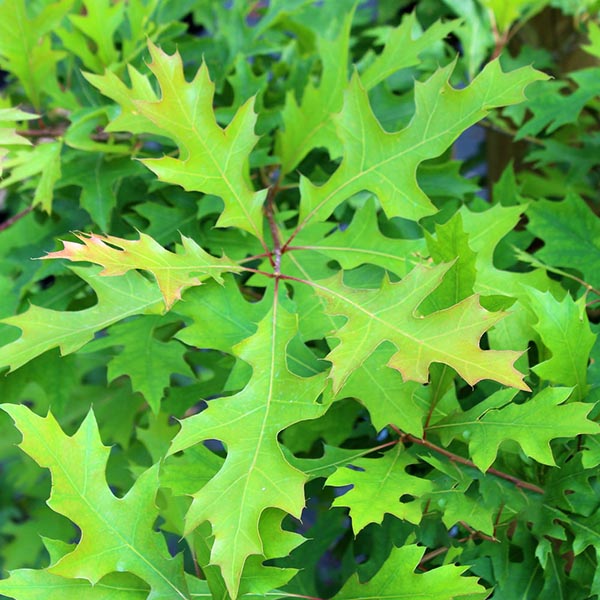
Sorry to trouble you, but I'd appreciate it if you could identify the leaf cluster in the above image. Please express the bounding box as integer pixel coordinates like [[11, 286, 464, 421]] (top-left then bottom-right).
[[1, 1, 600, 599]]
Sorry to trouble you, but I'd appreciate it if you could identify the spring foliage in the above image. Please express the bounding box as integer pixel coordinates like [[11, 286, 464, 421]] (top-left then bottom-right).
[[1, 1, 600, 599]]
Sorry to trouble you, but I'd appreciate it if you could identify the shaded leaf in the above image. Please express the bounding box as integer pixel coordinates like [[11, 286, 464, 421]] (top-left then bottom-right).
[[0, 266, 163, 372], [327, 445, 432, 532], [527, 288, 596, 400], [334, 544, 487, 599], [309, 198, 425, 276], [526, 193, 600, 290], [86, 315, 192, 413]]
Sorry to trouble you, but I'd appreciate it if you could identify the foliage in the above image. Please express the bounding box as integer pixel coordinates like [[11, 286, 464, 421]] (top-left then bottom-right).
[[0, 1, 600, 599]]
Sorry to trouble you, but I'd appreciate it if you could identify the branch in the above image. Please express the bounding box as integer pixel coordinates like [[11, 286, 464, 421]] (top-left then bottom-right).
[[417, 546, 449, 571], [392, 426, 545, 495], [0, 206, 33, 232], [18, 127, 132, 142], [479, 118, 545, 147], [18, 128, 66, 138]]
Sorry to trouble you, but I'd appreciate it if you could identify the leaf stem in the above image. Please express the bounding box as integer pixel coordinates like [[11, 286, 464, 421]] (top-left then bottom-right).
[[237, 252, 271, 264], [265, 184, 282, 273]]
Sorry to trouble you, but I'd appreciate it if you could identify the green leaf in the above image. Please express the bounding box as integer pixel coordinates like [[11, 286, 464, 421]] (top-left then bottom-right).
[[45, 232, 242, 310], [175, 276, 265, 354], [526, 288, 596, 400], [337, 344, 427, 436], [0, 141, 63, 212], [285, 444, 372, 480], [308, 197, 425, 276], [422, 212, 477, 312], [328, 445, 433, 532], [281, 398, 362, 454], [526, 193, 600, 290], [0, 266, 163, 372], [82, 66, 165, 137], [313, 262, 528, 392], [87, 40, 267, 240], [514, 70, 600, 139], [457, 202, 555, 308], [0, 0, 72, 108], [1, 405, 189, 599], [334, 544, 487, 599], [168, 300, 328, 597], [68, 0, 123, 70], [276, 7, 354, 173], [583, 21, 600, 58], [277, 11, 459, 173], [481, 0, 547, 34], [295, 59, 547, 228], [70, 154, 143, 231], [431, 387, 600, 471], [86, 315, 192, 413], [0, 108, 36, 158], [441, 0, 493, 77], [0, 570, 150, 599], [359, 13, 458, 90], [423, 455, 496, 535], [0, 107, 36, 178]]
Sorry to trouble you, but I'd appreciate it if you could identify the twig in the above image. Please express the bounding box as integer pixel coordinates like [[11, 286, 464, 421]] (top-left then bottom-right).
[[391, 426, 545, 495], [18, 128, 66, 138], [18, 127, 132, 142], [479, 118, 545, 147], [417, 546, 449, 571], [0, 206, 34, 232]]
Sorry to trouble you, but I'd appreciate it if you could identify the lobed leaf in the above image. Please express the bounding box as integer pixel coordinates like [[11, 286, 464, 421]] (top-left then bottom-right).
[[0, 570, 149, 599], [327, 444, 433, 532], [431, 387, 600, 471], [0, 266, 163, 372], [1, 405, 189, 599], [85, 315, 192, 413], [526, 193, 600, 290], [294, 59, 547, 229], [87, 40, 267, 240], [313, 262, 529, 392], [45, 231, 242, 309], [527, 288, 596, 400], [0, 0, 72, 108], [168, 299, 328, 597], [334, 544, 487, 599]]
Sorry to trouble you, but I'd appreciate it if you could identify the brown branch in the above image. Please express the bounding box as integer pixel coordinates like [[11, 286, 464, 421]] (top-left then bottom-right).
[[18, 128, 66, 138], [19, 127, 132, 142], [458, 520, 498, 543], [0, 206, 33, 232], [417, 546, 449, 571], [392, 427, 545, 495]]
